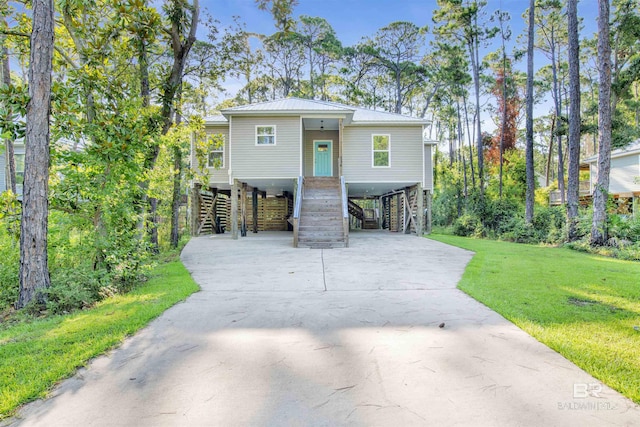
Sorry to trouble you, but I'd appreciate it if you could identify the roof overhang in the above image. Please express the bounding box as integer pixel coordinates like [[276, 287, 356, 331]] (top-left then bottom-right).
[[221, 110, 354, 119], [346, 120, 429, 127], [584, 146, 640, 163], [205, 120, 229, 127]]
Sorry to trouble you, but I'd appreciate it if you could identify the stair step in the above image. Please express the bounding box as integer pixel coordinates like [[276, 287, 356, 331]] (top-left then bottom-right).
[[304, 177, 340, 184], [300, 225, 343, 231], [304, 192, 340, 198], [300, 211, 342, 222], [296, 177, 347, 249], [298, 242, 347, 249], [299, 232, 345, 239], [298, 236, 345, 242], [302, 199, 341, 205]]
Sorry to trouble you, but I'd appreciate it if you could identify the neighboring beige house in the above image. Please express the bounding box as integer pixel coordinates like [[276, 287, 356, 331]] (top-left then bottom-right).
[[582, 141, 640, 215], [0, 143, 25, 195], [190, 98, 436, 248]]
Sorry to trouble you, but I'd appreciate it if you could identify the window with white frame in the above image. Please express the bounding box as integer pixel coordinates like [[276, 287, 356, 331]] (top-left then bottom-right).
[[207, 135, 225, 168], [15, 153, 25, 185], [372, 134, 390, 167], [256, 125, 276, 145], [14, 153, 25, 195]]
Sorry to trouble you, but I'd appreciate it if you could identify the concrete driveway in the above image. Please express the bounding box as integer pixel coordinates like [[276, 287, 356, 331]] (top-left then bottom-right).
[[10, 232, 640, 426]]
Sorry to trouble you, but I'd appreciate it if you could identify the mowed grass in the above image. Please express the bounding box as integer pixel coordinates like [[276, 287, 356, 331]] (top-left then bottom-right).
[[0, 260, 199, 419], [429, 234, 640, 404]]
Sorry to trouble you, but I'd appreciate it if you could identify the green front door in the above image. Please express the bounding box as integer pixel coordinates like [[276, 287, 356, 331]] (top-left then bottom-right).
[[314, 141, 332, 176]]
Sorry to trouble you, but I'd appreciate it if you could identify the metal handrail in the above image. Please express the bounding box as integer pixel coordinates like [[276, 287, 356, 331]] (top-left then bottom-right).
[[293, 176, 303, 219], [340, 176, 348, 218]]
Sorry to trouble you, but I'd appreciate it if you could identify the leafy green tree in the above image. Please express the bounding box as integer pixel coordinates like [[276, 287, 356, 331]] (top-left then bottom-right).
[[535, 0, 568, 205], [609, 0, 640, 148], [360, 21, 427, 114], [263, 30, 304, 97], [433, 0, 497, 194], [298, 16, 337, 99], [255, 0, 299, 34]]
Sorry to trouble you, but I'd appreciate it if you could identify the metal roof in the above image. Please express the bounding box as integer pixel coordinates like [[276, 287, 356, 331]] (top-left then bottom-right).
[[583, 140, 640, 163], [351, 107, 427, 124], [219, 97, 429, 125], [222, 98, 354, 113], [204, 115, 228, 125]]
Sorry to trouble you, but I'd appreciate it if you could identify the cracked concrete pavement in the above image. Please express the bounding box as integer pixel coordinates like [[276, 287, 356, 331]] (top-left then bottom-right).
[[8, 231, 640, 426]]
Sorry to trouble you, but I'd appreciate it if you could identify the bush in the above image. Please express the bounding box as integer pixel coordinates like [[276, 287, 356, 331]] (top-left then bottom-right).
[[46, 278, 95, 314], [533, 206, 566, 243], [500, 217, 538, 243], [609, 214, 640, 242], [453, 214, 483, 237]]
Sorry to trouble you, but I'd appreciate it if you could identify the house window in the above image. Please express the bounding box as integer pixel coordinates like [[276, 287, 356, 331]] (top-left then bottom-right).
[[372, 134, 390, 167], [15, 153, 25, 195], [256, 125, 276, 145], [208, 135, 225, 168], [15, 153, 25, 185]]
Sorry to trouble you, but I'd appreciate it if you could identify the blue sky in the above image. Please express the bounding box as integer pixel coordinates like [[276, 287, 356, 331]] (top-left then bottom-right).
[[200, 0, 601, 126], [203, 0, 600, 48]]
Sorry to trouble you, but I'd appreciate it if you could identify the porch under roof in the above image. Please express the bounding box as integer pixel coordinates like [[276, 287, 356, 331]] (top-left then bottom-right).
[[208, 178, 422, 199]]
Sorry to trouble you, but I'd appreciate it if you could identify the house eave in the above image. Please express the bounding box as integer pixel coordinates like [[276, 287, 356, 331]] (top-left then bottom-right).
[[221, 110, 353, 119], [204, 121, 229, 127], [347, 120, 429, 127], [584, 148, 640, 163]]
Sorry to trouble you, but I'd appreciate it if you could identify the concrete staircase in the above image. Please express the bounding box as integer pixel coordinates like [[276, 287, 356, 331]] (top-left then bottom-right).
[[298, 177, 347, 249]]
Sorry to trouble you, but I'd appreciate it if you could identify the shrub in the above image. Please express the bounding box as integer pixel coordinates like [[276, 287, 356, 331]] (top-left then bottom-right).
[[453, 214, 483, 237], [500, 217, 538, 243]]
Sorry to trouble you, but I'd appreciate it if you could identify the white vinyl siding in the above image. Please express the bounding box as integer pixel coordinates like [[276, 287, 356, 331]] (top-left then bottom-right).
[[372, 134, 390, 167], [424, 144, 434, 190], [609, 154, 640, 194], [342, 126, 423, 182], [232, 116, 301, 179], [256, 125, 276, 145], [304, 129, 339, 177]]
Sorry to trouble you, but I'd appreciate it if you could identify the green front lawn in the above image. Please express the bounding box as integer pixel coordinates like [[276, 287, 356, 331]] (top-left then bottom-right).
[[429, 235, 640, 404], [0, 260, 199, 419]]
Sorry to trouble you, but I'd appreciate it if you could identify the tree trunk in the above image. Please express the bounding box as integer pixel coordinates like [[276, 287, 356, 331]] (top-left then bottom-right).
[[525, 0, 535, 224], [499, 52, 507, 200], [170, 145, 182, 248], [135, 30, 152, 236], [566, 0, 581, 240], [550, 29, 565, 205], [148, 0, 199, 252], [546, 115, 555, 186], [468, 38, 483, 193], [170, 94, 184, 249], [18, 0, 54, 308], [395, 70, 402, 114], [2, 40, 17, 195], [308, 45, 315, 99], [462, 93, 476, 189], [591, 0, 612, 246], [456, 100, 467, 197]]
